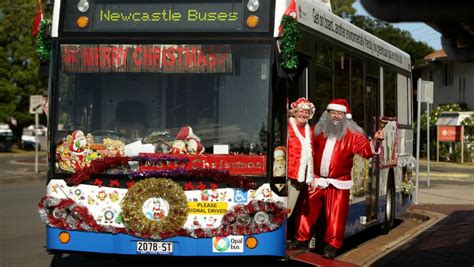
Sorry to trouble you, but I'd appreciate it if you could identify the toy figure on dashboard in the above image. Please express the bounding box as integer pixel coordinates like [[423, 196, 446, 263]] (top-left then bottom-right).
[[169, 126, 205, 155]]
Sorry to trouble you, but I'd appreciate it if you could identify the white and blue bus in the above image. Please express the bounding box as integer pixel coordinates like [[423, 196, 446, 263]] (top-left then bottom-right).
[[39, 0, 414, 259]]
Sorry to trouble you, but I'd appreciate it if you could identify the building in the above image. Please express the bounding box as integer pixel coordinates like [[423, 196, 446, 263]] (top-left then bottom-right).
[[414, 50, 474, 162], [416, 49, 474, 109]]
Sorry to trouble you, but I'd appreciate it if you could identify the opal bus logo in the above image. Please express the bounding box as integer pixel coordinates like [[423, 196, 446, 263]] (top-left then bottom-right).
[[212, 236, 244, 253], [213, 237, 230, 252]]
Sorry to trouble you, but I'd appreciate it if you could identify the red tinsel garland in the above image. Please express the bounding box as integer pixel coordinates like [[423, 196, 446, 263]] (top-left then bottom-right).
[[68, 157, 131, 185], [67, 156, 255, 190], [38, 196, 285, 240]]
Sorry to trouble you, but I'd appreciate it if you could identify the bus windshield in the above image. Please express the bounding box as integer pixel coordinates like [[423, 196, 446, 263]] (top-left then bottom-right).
[[55, 43, 271, 173]]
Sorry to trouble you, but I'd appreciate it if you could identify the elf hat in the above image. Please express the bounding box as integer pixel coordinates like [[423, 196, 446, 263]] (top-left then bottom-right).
[[290, 98, 315, 119], [327, 98, 352, 120]]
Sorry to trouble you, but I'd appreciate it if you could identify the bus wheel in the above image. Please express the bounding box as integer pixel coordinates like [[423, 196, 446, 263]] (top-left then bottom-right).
[[381, 177, 395, 234]]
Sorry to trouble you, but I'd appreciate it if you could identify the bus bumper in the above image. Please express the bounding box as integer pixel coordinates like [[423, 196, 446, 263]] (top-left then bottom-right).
[[46, 225, 286, 256]]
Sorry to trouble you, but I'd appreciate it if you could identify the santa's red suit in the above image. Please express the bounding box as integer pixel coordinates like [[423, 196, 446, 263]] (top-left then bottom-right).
[[294, 128, 376, 249], [287, 117, 314, 184]]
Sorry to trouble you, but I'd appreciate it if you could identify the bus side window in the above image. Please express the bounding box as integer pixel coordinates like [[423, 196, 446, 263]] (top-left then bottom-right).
[[334, 50, 350, 99], [351, 57, 365, 130], [383, 68, 397, 117]]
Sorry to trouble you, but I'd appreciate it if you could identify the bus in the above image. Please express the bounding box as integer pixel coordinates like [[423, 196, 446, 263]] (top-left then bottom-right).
[[39, 0, 414, 259]]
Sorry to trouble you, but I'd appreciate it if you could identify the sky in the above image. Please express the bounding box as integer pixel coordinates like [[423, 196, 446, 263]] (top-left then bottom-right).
[[353, 2, 442, 50]]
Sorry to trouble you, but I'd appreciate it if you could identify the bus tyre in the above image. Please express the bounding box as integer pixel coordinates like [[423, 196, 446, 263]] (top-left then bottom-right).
[[381, 177, 395, 235]]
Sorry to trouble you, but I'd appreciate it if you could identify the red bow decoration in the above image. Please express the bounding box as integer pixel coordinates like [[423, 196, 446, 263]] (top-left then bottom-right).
[[109, 179, 120, 187], [197, 182, 207, 191], [93, 179, 103, 187], [184, 182, 195, 190]]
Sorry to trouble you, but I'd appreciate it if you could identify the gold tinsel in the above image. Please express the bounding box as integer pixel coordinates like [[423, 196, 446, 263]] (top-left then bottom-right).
[[121, 178, 188, 235], [351, 155, 370, 198]]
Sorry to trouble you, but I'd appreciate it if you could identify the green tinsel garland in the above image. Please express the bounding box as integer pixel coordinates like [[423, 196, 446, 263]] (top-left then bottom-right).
[[36, 19, 52, 63], [280, 15, 301, 70]]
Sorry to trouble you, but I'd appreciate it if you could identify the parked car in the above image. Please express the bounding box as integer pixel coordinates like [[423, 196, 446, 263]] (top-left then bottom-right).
[[0, 129, 41, 151], [0, 130, 14, 152], [21, 135, 42, 151], [27, 124, 47, 136]]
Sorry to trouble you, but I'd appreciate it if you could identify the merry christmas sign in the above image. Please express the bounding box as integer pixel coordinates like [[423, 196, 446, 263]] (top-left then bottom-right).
[[61, 44, 233, 73], [139, 153, 266, 176]]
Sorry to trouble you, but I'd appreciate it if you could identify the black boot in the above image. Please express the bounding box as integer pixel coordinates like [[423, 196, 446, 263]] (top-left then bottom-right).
[[286, 240, 307, 250], [322, 244, 337, 259]]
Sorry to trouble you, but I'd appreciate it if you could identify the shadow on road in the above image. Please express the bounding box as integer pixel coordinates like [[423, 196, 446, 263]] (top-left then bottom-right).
[[372, 210, 474, 266], [49, 253, 303, 267], [338, 219, 403, 256]]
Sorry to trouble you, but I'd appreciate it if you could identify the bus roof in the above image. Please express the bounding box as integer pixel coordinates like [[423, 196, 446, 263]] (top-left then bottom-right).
[[274, 0, 412, 72]]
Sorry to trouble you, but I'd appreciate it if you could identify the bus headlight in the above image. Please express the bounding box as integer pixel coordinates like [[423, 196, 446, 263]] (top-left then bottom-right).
[[253, 211, 269, 225], [77, 0, 89, 13], [247, 0, 259, 12], [236, 214, 251, 226]]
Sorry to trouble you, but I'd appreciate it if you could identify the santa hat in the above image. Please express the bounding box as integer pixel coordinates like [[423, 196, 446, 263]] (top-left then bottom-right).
[[327, 98, 352, 120], [290, 98, 315, 119], [274, 146, 286, 158], [176, 126, 201, 141], [284, 0, 297, 19]]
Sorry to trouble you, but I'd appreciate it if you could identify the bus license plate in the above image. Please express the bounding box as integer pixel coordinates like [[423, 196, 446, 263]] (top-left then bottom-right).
[[136, 241, 173, 254]]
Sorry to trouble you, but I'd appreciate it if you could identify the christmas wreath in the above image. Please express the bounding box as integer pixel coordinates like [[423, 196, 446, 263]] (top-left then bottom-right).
[[120, 178, 188, 236]]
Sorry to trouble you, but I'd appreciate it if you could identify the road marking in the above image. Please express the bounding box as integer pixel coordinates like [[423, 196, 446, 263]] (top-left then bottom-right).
[[418, 172, 470, 178]]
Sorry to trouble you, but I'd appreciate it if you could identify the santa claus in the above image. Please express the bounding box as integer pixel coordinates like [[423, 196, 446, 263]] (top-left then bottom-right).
[[290, 98, 383, 259], [273, 146, 286, 177], [69, 130, 88, 170], [286, 98, 315, 218]]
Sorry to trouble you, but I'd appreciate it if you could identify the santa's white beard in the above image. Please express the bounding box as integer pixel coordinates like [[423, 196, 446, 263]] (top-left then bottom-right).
[[314, 111, 363, 140]]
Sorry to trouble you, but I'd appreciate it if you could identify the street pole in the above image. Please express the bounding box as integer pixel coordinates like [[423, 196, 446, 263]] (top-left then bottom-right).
[[436, 125, 439, 162], [461, 125, 464, 163], [415, 79, 421, 205], [426, 102, 430, 187], [35, 112, 39, 174]]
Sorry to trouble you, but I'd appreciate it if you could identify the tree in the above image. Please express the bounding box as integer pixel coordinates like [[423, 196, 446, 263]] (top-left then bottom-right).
[[331, 0, 356, 20], [0, 0, 48, 147]]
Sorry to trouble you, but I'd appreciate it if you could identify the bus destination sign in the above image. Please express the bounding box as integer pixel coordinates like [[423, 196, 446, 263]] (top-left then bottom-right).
[[93, 3, 243, 32]]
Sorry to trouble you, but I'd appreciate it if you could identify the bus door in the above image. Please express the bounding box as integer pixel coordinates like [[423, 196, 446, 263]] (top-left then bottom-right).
[[365, 77, 380, 223]]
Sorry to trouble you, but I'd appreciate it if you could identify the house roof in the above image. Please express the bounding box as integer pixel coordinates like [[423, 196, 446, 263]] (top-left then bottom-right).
[[424, 49, 449, 62]]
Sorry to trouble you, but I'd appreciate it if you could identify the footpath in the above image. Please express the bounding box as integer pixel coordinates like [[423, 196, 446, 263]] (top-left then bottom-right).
[[338, 159, 474, 266]]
